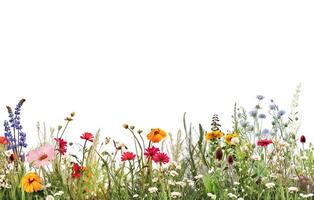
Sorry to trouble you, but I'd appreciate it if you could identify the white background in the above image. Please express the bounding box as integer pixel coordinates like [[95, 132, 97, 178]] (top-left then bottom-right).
[[0, 1, 313, 149]]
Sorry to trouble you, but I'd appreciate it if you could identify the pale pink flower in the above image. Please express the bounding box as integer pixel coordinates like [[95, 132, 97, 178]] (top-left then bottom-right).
[[26, 144, 56, 168]]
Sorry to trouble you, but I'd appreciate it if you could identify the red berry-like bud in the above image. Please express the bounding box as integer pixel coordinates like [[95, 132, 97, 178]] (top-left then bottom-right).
[[300, 135, 306, 143], [215, 147, 223, 161], [227, 155, 233, 165]]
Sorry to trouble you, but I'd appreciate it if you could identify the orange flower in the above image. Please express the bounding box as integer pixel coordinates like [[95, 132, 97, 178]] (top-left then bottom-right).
[[205, 130, 224, 141], [0, 136, 8, 145], [225, 132, 239, 145], [21, 172, 42, 193], [147, 128, 167, 143]]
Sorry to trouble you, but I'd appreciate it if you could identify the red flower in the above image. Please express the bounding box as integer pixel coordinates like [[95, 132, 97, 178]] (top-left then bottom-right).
[[71, 163, 82, 179], [0, 136, 8, 145], [144, 146, 160, 159], [257, 139, 272, 147], [300, 135, 306, 143], [54, 138, 67, 155], [80, 132, 94, 142], [152, 152, 170, 165], [121, 151, 136, 161]]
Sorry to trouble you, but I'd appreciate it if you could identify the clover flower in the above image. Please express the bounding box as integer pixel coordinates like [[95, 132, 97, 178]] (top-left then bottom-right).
[[207, 193, 217, 199]]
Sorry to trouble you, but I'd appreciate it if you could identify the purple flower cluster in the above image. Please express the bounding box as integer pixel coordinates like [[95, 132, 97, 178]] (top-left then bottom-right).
[[3, 99, 27, 155]]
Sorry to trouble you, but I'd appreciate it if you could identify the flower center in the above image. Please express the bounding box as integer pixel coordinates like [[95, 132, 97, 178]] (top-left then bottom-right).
[[154, 131, 159, 135], [28, 177, 35, 184], [38, 153, 48, 161]]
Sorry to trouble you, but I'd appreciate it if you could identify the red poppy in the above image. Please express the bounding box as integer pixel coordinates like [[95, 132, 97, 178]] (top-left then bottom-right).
[[121, 151, 136, 161], [257, 139, 272, 147], [0, 136, 8, 145], [144, 146, 160, 159], [71, 163, 82, 179], [54, 138, 67, 155], [152, 152, 170, 165], [80, 132, 94, 142], [300, 135, 306, 143]]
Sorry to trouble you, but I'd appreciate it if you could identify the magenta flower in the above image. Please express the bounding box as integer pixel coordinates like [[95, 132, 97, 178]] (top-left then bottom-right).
[[144, 146, 160, 159], [152, 152, 170, 165]]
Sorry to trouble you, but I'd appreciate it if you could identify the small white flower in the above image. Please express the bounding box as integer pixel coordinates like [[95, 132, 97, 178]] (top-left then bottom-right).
[[133, 194, 139, 198], [170, 192, 182, 198], [152, 177, 158, 183], [187, 179, 195, 187], [265, 182, 275, 189], [234, 182, 240, 186], [207, 193, 217, 199], [300, 155, 308, 160], [170, 170, 178, 177], [54, 191, 64, 196], [251, 155, 261, 161], [45, 183, 51, 188], [228, 193, 238, 198], [168, 180, 176, 186], [231, 137, 240, 144], [148, 187, 158, 193], [288, 186, 299, 193], [45, 195, 54, 200], [300, 193, 314, 198], [194, 174, 203, 179], [176, 181, 186, 187]]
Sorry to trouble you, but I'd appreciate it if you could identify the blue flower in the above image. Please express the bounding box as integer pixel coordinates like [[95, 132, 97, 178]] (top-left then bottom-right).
[[262, 128, 270, 134], [256, 95, 264, 100], [3, 99, 27, 156], [258, 113, 266, 119], [249, 110, 258, 117], [277, 110, 286, 118]]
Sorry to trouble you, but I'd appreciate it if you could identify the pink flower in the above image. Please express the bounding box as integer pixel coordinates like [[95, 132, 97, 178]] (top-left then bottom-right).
[[257, 139, 272, 147], [26, 144, 56, 168], [121, 151, 136, 161], [152, 152, 170, 165], [144, 146, 160, 159]]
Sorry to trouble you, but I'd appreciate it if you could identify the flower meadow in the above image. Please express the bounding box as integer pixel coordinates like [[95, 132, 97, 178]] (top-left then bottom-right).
[[1, 87, 314, 200]]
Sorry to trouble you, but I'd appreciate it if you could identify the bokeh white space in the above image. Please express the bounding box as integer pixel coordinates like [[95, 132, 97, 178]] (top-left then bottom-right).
[[0, 1, 314, 149]]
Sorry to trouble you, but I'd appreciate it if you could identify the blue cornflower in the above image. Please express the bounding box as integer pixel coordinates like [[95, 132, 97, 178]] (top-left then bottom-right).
[[277, 110, 286, 118], [256, 95, 265, 100], [258, 113, 266, 119], [262, 128, 270, 134], [249, 110, 258, 117]]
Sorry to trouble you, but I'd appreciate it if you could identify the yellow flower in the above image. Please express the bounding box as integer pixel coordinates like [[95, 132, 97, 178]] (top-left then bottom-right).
[[21, 172, 42, 193], [225, 132, 239, 145], [147, 128, 167, 143], [205, 130, 224, 141]]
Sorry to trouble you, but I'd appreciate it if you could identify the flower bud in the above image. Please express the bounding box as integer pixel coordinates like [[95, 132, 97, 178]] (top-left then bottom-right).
[[227, 155, 233, 165], [215, 147, 223, 161], [300, 135, 306, 144]]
